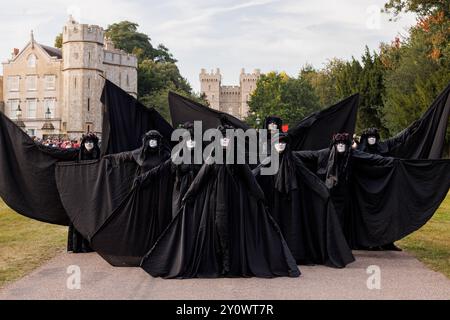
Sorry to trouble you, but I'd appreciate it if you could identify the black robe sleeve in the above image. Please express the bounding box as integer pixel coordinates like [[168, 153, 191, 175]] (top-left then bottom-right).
[[55, 152, 138, 239], [349, 150, 450, 246], [168, 92, 250, 131], [90, 159, 175, 266], [381, 83, 450, 159], [0, 111, 78, 225], [100, 79, 174, 155], [288, 94, 359, 151]]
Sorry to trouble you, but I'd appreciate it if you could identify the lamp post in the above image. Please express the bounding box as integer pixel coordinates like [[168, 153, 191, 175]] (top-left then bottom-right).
[[15, 104, 26, 131], [41, 107, 55, 139]]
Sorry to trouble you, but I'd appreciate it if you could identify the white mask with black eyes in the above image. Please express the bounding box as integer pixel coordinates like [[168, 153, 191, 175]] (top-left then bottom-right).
[[336, 143, 346, 153], [220, 137, 230, 148], [85, 142, 94, 151], [274, 142, 286, 153], [186, 139, 196, 149], [268, 123, 278, 132], [149, 139, 158, 148], [367, 137, 377, 145]]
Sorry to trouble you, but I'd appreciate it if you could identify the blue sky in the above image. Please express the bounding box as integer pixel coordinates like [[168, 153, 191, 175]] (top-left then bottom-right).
[[0, 0, 416, 92]]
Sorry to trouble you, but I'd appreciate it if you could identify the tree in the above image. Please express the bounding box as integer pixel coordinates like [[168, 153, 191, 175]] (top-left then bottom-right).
[[105, 21, 176, 63], [54, 33, 62, 49], [245, 72, 321, 127]]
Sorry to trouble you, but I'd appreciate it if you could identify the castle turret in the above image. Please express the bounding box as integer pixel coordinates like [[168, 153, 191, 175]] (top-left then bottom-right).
[[62, 16, 104, 138], [239, 68, 260, 117], [199, 68, 221, 110]]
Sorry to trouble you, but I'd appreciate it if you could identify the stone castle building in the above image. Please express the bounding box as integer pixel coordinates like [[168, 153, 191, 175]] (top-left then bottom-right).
[[1, 16, 137, 139], [199, 68, 260, 119]]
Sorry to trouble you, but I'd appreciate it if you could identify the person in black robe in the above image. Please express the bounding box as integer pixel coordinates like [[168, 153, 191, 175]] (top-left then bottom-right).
[[67, 133, 101, 253], [254, 133, 354, 267], [171, 122, 203, 217], [130, 130, 171, 175], [296, 133, 450, 250], [141, 125, 300, 279], [56, 129, 173, 266]]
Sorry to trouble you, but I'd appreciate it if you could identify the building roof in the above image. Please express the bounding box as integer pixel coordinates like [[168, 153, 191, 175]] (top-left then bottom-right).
[[40, 44, 62, 59]]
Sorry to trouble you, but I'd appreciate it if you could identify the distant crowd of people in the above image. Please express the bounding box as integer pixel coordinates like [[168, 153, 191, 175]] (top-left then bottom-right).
[[32, 137, 81, 149]]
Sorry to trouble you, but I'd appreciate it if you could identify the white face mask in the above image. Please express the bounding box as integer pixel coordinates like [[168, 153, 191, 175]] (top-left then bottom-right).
[[186, 139, 196, 149], [274, 142, 286, 153], [367, 137, 377, 145], [220, 137, 230, 148], [268, 123, 278, 131], [85, 142, 94, 151], [149, 139, 158, 148], [336, 143, 346, 153]]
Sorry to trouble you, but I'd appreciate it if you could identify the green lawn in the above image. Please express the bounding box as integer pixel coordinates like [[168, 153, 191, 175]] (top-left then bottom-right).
[[0, 199, 67, 288], [398, 192, 450, 278]]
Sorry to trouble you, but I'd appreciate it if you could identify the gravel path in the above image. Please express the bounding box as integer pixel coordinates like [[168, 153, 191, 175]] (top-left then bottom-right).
[[1, 251, 449, 300]]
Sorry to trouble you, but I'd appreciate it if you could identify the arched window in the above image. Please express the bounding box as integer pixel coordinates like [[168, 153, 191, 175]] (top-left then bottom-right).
[[27, 54, 37, 68]]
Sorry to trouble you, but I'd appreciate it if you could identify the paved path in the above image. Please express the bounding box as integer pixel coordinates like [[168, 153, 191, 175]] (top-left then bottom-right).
[[1, 251, 449, 300]]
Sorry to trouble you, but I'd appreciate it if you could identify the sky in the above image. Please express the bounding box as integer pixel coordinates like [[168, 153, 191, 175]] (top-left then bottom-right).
[[0, 0, 416, 92]]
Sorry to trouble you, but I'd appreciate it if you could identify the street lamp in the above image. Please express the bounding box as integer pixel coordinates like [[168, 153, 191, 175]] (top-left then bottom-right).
[[15, 104, 26, 131], [42, 107, 55, 137]]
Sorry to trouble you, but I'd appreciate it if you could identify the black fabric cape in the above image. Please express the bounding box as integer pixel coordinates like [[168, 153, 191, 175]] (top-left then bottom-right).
[[358, 83, 450, 159], [101, 80, 174, 155], [0, 111, 78, 225], [296, 149, 450, 248], [288, 94, 359, 151], [141, 161, 300, 278], [253, 150, 354, 268], [56, 146, 172, 266], [168, 92, 250, 131]]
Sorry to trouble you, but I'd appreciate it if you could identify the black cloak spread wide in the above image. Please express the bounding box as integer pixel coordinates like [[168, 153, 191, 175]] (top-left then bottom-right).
[[55, 137, 172, 266], [254, 150, 354, 268], [288, 94, 359, 151], [358, 83, 450, 159], [0, 111, 78, 225], [141, 161, 301, 279], [101, 79, 174, 155], [296, 149, 450, 248], [168, 92, 250, 131]]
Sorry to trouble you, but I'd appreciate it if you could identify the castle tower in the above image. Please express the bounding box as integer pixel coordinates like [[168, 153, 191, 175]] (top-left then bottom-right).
[[239, 68, 260, 118], [62, 16, 104, 139], [199, 68, 221, 110]]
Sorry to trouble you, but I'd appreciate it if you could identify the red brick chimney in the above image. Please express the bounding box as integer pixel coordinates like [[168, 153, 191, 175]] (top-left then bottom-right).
[[13, 48, 19, 56]]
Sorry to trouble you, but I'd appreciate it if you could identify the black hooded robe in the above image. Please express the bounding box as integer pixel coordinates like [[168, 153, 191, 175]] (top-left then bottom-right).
[[254, 149, 354, 268], [141, 162, 300, 279], [56, 132, 172, 266], [296, 149, 450, 248]]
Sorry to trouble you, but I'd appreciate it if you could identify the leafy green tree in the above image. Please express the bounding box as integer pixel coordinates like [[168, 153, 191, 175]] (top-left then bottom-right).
[[54, 33, 62, 49], [246, 72, 321, 128]]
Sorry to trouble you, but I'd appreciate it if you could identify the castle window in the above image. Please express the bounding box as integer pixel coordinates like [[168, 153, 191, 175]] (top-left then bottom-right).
[[44, 98, 55, 118], [88, 51, 91, 61], [87, 98, 90, 112], [87, 125, 91, 133], [126, 74, 130, 87], [26, 75, 37, 91], [74, 77, 77, 89], [7, 76, 20, 92], [27, 99, 37, 118], [88, 78, 91, 90], [27, 54, 37, 68], [45, 75, 56, 90]]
